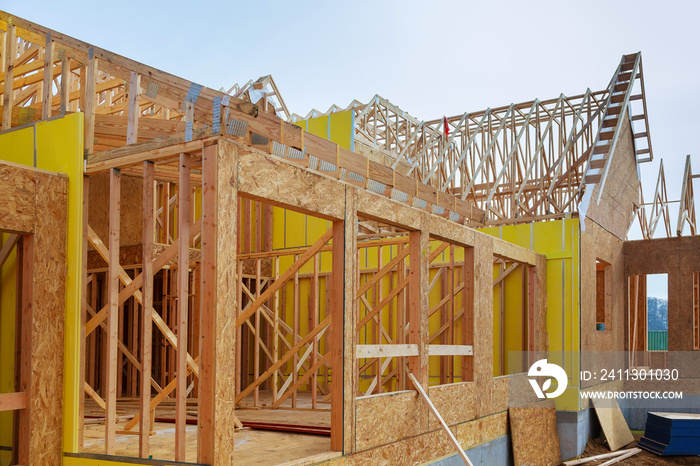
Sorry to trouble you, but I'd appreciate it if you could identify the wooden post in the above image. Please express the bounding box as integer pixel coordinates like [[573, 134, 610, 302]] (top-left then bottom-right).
[[127, 72, 141, 145], [2, 24, 15, 130], [175, 153, 191, 461], [462, 247, 474, 382], [198, 141, 237, 465], [84, 50, 98, 154], [105, 168, 121, 454], [41, 34, 55, 120], [408, 224, 428, 388], [329, 220, 345, 452], [60, 56, 70, 114], [140, 161, 154, 457]]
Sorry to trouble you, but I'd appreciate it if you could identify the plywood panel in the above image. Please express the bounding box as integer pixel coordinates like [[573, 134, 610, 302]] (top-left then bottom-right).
[[198, 141, 238, 464], [427, 382, 477, 430], [30, 171, 68, 465], [0, 161, 37, 233], [591, 397, 634, 451], [88, 172, 143, 247], [585, 118, 639, 240], [355, 391, 425, 451], [236, 145, 344, 221], [509, 401, 561, 466]]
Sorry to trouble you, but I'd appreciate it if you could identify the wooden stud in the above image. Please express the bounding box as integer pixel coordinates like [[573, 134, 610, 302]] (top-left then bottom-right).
[[127, 71, 141, 145], [175, 152, 191, 461], [41, 35, 54, 119], [139, 161, 154, 457], [2, 24, 15, 130], [105, 168, 120, 455], [329, 220, 344, 452], [84, 50, 98, 154]]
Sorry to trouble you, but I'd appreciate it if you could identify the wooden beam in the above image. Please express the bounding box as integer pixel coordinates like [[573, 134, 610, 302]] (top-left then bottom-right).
[[0, 392, 26, 412], [356, 344, 418, 358], [139, 161, 154, 458], [105, 167, 120, 454], [428, 345, 473, 356], [175, 153, 190, 462], [408, 372, 474, 466]]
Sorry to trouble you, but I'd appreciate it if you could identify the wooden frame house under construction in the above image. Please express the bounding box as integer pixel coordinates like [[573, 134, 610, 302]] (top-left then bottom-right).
[[0, 10, 699, 466]]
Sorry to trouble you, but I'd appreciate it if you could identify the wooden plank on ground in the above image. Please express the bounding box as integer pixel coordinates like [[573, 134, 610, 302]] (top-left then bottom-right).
[[591, 397, 634, 451], [509, 400, 561, 466]]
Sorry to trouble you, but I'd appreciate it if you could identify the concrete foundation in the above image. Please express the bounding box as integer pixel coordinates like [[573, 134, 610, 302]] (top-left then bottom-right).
[[428, 435, 512, 466]]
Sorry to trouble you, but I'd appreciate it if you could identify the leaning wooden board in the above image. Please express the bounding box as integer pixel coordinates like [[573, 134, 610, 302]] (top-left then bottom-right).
[[509, 400, 561, 466], [591, 397, 634, 451]]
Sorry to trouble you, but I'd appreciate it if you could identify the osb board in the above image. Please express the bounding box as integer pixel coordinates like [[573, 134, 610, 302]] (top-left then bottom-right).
[[580, 220, 625, 354], [88, 172, 143, 247], [342, 188, 358, 454], [492, 235, 538, 266], [213, 140, 238, 463], [508, 374, 543, 407], [623, 236, 700, 351], [428, 214, 476, 247], [427, 382, 477, 430], [354, 188, 425, 231], [591, 397, 634, 451], [585, 118, 639, 240], [30, 171, 68, 465], [321, 412, 507, 466], [489, 376, 509, 414], [0, 161, 37, 233], [355, 391, 426, 451], [235, 143, 345, 221], [472, 233, 495, 417], [509, 400, 561, 466]]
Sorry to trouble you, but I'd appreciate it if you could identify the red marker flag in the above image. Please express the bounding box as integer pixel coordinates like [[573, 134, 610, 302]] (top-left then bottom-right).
[[443, 116, 449, 137]]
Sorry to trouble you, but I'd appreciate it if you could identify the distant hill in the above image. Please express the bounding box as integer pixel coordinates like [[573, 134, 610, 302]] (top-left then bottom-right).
[[647, 297, 668, 331]]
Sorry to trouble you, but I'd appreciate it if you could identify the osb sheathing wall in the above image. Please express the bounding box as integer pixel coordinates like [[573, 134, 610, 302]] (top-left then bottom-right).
[[578, 116, 637, 391], [231, 140, 549, 462], [624, 236, 700, 351], [0, 160, 67, 465], [89, 173, 144, 248], [584, 118, 639, 240], [581, 220, 626, 351], [579, 219, 626, 391], [622, 236, 700, 396]]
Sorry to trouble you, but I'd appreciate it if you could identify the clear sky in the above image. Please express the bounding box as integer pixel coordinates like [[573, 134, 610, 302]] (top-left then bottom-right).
[[646, 273, 668, 300], [4, 0, 698, 238]]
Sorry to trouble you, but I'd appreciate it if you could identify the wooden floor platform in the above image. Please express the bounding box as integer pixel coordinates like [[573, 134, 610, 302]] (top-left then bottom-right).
[[82, 393, 332, 465]]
